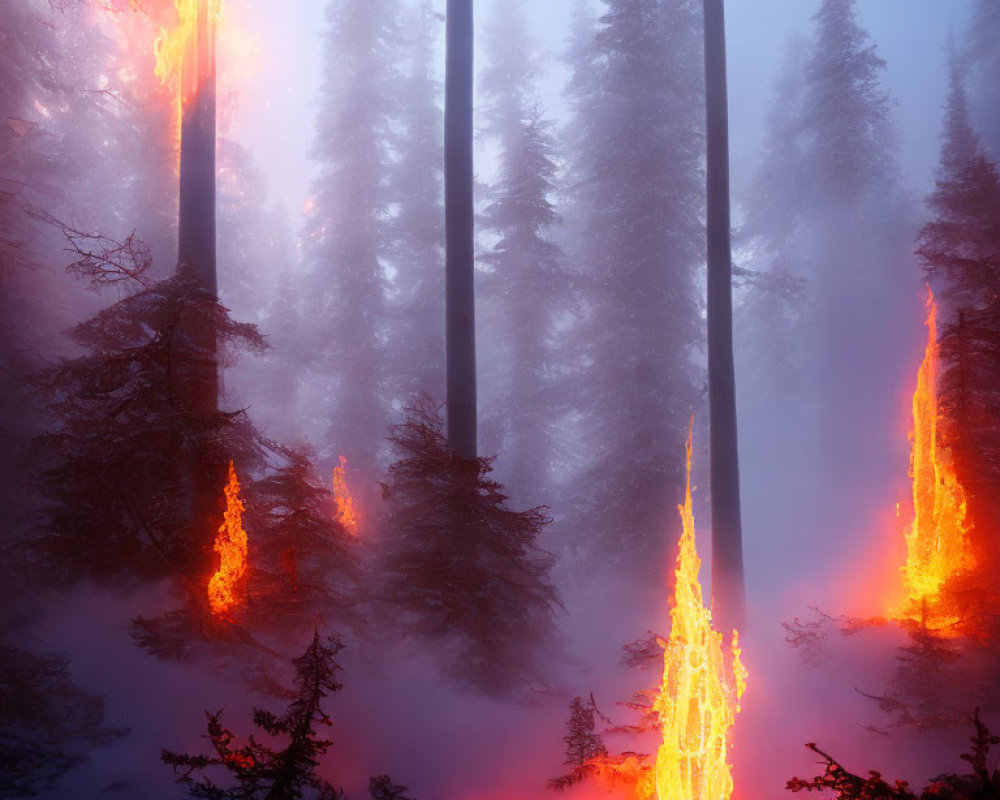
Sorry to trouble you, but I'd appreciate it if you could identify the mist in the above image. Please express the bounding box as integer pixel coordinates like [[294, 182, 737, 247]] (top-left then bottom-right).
[[2, 1, 999, 800]]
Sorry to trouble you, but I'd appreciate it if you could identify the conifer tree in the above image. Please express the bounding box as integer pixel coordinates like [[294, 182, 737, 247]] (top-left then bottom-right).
[[917, 55, 1000, 574], [378, 399, 560, 694], [547, 696, 609, 790], [369, 775, 417, 800], [479, 2, 565, 508], [29, 247, 267, 588], [386, 1, 445, 408], [162, 631, 346, 800], [300, 0, 399, 474], [245, 447, 361, 629], [966, 0, 1000, 158], [560, 0, 704, 569], [0, 645, 125, 798]]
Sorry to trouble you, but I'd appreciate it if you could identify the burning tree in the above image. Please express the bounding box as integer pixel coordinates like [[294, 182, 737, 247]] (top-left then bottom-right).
[[377, 398, 560, 694], [892, 288, 973, 633], [550, 429, 746, 800], [162, 631, 346, 800], [29, 258, 267, 588]]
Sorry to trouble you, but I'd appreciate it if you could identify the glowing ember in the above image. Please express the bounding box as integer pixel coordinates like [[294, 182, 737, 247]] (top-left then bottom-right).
[[208, 460, 248, 617], [895, 287, 972, 630], [332, 455, 360, 535], [644, 427, 746, 800]]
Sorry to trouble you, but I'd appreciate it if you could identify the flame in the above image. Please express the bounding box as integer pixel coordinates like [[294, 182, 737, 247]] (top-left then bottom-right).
[[895, 287, 972, 630], [154, 0, 221, 107], [644, 427, 746, 800], [150, 0, 221, 158], [333, 455, 360, 535], [208, 460, 248, 617]]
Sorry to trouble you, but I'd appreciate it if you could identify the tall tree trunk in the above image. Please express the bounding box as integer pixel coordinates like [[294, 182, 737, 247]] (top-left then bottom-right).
[[444, 0, 477, 459], [704, 0, 745, 632], [176, 0, 222, 585], [178, 0, 217, 303]]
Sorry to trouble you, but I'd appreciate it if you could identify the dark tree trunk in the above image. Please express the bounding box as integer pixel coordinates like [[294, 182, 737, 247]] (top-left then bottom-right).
[[176, 0, 223, 582], [704, 0, 746, 632], [178, 0, 217, 303], [444, 0, 477, 459]]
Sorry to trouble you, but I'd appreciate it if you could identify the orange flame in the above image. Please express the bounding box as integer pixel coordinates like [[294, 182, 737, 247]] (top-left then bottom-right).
[[895, 287, 972, 630], [152, 0, 221, 155], [333, 455, 360, 535], [154, 0, 221, 104], [644, 427, 746, 800], [208, 460, 248, 617]]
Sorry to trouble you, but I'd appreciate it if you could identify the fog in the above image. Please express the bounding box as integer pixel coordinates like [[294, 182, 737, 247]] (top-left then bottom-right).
[[2, 1, 998, 799]]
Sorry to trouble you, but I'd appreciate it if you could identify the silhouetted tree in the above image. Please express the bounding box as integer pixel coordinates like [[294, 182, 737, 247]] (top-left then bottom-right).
[[787, 710, 1000, 800], [0, 645, 125, 799], [29, 253, 267, 588], [245, 447, 361, 630], [966, 0, 1000, 158], [548, 696, 609, 790], [162, 631, 346, 800], [378, 399, 560, 693], [369, 775, 417, 800], [918, 54, 1000, 577]]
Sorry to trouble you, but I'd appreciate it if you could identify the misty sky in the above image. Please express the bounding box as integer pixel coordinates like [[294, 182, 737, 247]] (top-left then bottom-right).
[[229, 0, 972, 240]]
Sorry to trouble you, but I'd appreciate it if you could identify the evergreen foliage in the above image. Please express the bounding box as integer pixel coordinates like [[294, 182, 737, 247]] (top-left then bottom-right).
[[29, 261, 267, 586], [559, 0, 703, 569], [0, 645, 125, 799], [368, 775, 416, 800], [547, 695, 609, 790], [246, 447, 361, 629], [479, 2, 565, 508], [162, 631, 346, 800], [378, 399, 560, 693], [299, 0, 400, 473], [787, 711, 1000, 800]]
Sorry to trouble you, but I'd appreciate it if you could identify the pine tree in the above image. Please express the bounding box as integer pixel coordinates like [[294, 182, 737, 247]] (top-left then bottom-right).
[[385, 1, 445, 408], [917, 55, 1000, 579], [548, 696, 609, 790], [299, 0, 399, 474], [0, 645, 126, 798], [966, 0, 1000, 158], [369, 775, 416, 800], [162, 631, 346, 800], [916, 57, 1000, 310], [378, 399, 560, 694], [245, 447, 361, 629], [560, 0, 704, 570], [479, 2, 565, 509], [29, 251, 267, 588], [738, 0, 912, 574]]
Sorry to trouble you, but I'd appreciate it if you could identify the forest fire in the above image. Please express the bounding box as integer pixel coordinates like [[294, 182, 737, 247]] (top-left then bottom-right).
[[207, 460, 248, 617], [645, 430, 747, 800], [333, 455, 360, 535], [153, 0, 221, 109], [894, 288, 972, 631]]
